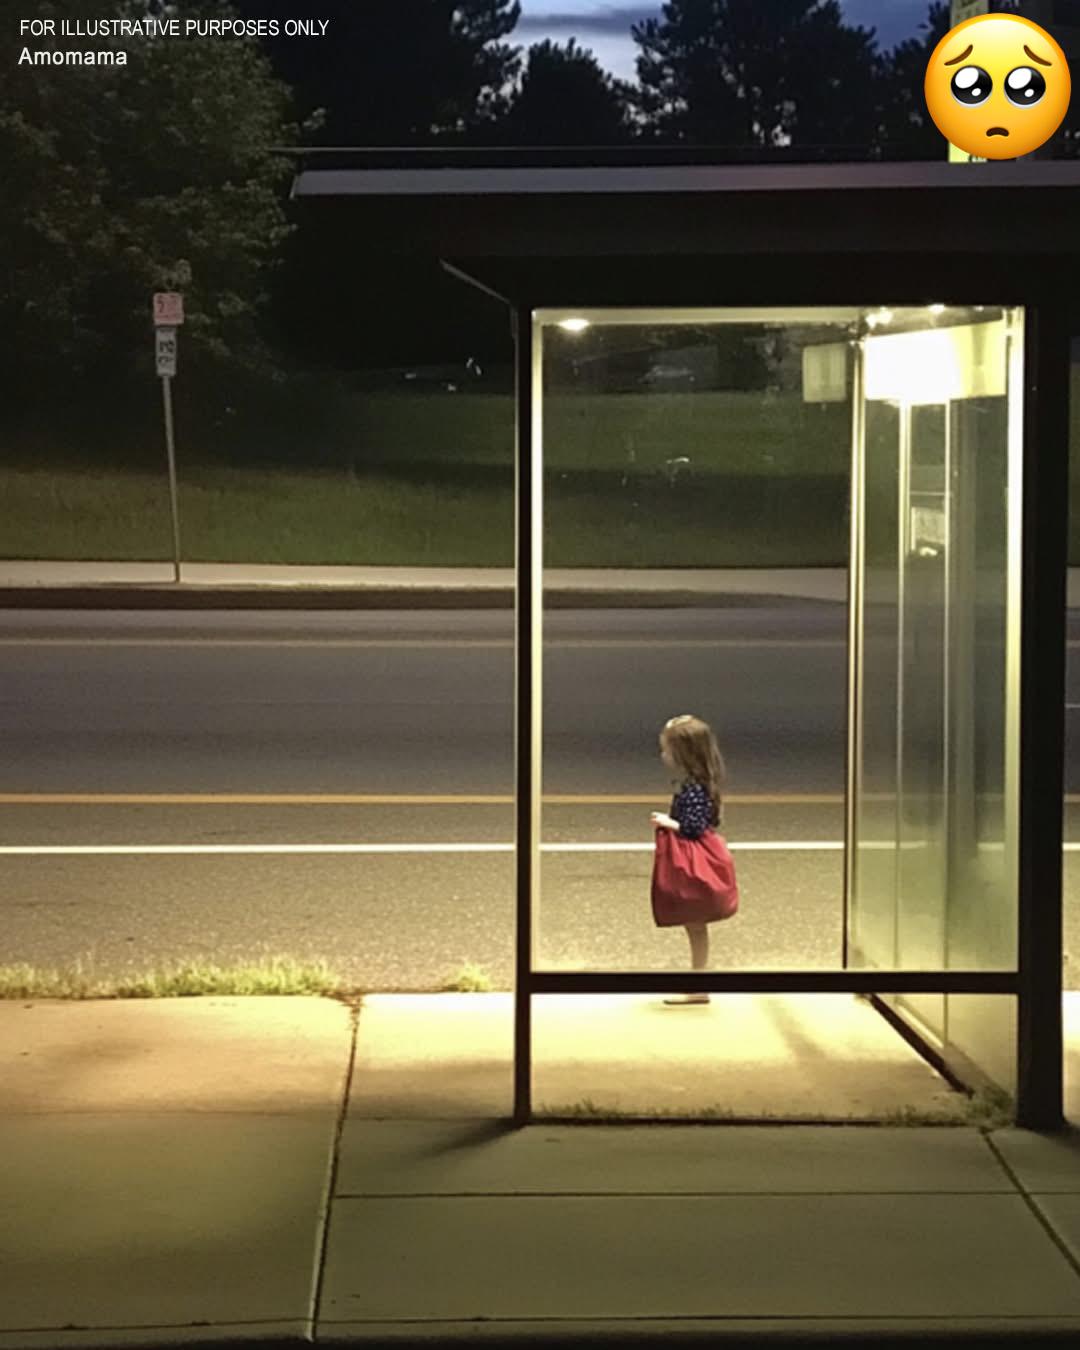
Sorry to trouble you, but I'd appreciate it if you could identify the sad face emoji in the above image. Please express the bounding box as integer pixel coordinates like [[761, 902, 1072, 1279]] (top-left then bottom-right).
[[925, 13, 1071, 159]]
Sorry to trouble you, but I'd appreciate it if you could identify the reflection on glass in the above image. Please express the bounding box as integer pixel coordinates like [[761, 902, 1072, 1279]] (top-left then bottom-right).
[[851, 310, 1021, 1074]]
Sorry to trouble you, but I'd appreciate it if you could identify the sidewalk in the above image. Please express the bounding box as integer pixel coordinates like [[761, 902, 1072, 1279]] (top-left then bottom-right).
[[4, 993, 1080, 1349], [0, 563, 849, 608], [4, 562, 1080, 610]]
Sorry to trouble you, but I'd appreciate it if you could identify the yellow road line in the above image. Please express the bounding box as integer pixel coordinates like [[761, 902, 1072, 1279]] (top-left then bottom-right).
[[0, 793, 512, 805], [0, 639, 511, 649], [11, 790, 1075, 805], [546, 793, 844, 805], [0, 792, 845, 805]]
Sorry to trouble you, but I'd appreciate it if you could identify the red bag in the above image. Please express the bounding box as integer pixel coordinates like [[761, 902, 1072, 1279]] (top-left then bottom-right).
[[651, 828, 739, 928]]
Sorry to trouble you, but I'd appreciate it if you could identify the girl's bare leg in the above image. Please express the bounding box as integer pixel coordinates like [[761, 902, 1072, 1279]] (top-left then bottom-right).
[[665, 922, 711, 1004]]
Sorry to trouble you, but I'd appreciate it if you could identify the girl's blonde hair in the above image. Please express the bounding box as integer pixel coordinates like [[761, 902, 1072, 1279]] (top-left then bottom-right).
[[662, 714, 726, 826]]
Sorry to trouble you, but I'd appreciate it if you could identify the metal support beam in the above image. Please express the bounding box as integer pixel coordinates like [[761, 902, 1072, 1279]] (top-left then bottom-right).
[[529, 971, 1018, 995], [1016, 300, 1069, 1130], [513, 306, 539, 1125]]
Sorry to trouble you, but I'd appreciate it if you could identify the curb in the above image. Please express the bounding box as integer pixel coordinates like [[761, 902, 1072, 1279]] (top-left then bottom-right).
[[0, 587, 841, 611]]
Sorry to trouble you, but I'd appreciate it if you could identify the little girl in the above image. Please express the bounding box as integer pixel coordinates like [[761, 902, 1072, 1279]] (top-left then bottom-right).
[[650, 713, 727, 1005]]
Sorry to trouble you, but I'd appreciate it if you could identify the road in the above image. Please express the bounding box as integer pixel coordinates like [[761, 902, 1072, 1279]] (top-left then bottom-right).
[[0, 605, 849, 794], [1, 605, 1079, 988]]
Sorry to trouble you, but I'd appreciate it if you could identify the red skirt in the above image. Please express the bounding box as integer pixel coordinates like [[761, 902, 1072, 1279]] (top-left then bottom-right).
[[651, 828, 740, 928]]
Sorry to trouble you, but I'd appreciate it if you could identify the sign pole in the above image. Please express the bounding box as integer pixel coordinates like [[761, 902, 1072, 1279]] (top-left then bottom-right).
[[161, 373, 182, 585], [152, 293, 184, 583]]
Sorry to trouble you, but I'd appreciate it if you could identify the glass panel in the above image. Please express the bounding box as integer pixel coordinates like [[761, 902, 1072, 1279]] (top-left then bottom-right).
[[897, 401, 948, 1037], [849, 399, 900, 969], [536, 310, 855, 975], [531, 303, 1020, 1041], [945, 394, 1014, 974], [852, 310, 1019, 1003], [945, 995, 1017, 1104], [848, 308, 1021, 1106]]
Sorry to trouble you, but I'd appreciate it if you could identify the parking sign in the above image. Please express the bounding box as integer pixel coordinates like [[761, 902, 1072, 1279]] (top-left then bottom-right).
[[155, 327, 178, 377], [153, 292, 184, 326]]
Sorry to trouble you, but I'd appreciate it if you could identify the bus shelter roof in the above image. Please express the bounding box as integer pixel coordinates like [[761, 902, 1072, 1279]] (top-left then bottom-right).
[[289, 153, 1080, 308]]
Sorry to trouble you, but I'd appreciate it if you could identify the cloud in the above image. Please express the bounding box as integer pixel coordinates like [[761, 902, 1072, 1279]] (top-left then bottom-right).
[[515, 1, 933, 74], [517, 6, 659, 38], [841, 0, 929, 48]]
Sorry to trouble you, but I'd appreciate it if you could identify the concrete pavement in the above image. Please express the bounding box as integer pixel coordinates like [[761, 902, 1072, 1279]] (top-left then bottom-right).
[[0, 563, 849, 608], [4, 561, 1080, 610], [4, 993, 1080, 1349]]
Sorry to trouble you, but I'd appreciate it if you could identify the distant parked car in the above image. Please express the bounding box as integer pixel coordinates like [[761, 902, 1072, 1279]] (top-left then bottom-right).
[[640, 363, 696, 389]]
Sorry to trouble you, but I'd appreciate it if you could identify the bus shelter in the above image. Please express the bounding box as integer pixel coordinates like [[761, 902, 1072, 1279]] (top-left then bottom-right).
[[292, 153, 1080, 1129]]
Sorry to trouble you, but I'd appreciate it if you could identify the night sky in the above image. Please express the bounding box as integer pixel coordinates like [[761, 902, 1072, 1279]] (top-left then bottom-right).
[[518, 2, 934, 78]]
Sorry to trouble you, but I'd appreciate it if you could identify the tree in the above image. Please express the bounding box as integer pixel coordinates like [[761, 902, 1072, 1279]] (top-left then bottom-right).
[[234, 0, 522, 143], [632, 0, 879, 152], [0, 0, 295, 418], [776, 2, 880, 151], [873, 2, 953, 159], [500, 38, 633, 145]]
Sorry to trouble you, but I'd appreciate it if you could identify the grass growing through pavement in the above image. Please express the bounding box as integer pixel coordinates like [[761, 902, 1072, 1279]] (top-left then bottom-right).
[[441, 962, 494, 992], [538, 1092, 1012, 1128], [0, 954, 342, 1000]]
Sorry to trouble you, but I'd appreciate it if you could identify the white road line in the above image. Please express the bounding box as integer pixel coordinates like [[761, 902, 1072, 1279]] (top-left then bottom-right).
[[0, 792, 845, 805], [4, 839, 1079, 856], [0, 840, 843, 856]]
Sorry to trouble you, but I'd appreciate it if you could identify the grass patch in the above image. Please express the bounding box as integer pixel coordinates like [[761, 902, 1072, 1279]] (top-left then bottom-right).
[[7, 371, 1080, 565], [0, 391, 848, 567], [0, 464, 515, 567], [962, 1085, 1016, 1131], [538, 1099, 740, 1121], [540, 1090, 1010, 1127], [0, 954, 343, 1000], [441, 962, 495, 993]]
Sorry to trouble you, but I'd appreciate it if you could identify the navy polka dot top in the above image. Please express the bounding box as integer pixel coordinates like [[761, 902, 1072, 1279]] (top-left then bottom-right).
[[669, 780, 718, 840]]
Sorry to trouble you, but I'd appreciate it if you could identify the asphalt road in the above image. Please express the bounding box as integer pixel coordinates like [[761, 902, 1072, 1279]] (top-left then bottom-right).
[[0, 605, 848, 795], [2, 605, 1079, 987]]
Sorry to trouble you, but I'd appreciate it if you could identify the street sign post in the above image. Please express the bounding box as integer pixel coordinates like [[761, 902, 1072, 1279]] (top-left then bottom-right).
[[152, 297, 183, 582]]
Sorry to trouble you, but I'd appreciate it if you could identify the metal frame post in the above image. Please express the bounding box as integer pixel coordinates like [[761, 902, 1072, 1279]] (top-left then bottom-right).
[[843, 334, 866, 970], [1016, 299, 1069, 1130], [513, 306, 541, 1125], [161, 372, 182, 585]]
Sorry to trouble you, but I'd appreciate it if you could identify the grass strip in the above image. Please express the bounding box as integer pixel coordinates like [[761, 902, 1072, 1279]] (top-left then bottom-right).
[[0, 954, 342, 999]]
